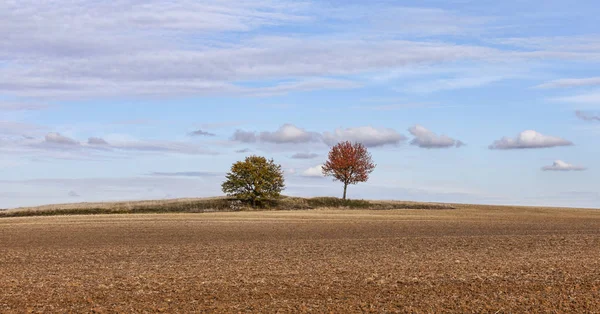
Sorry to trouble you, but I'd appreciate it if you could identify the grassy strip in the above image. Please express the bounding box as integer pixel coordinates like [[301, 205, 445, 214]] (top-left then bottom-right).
[[0, 197, 454, 218], [281, 197, 454, 210]]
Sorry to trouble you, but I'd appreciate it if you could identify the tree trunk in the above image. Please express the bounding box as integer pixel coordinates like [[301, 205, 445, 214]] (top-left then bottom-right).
[[343, 183, 348, 200]]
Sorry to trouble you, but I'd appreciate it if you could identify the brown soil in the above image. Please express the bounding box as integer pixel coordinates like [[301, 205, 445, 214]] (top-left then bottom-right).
[[1, 206, 599, 313]]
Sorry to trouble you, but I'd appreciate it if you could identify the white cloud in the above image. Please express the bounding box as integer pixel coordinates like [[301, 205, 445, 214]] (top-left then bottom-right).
[[0, 41, 492, 99], [489, 130, 573, 150], [45, 132, 79, 146], [554, 91, 600, 106], [496, 35, 600, 52], [408, 125, 463, 149], [542, 160, 586, 171], [291, 152, 319, 159], [302, 165, 324, 177], [535, 77, 600, 89], [4, 133, 217, 158], [188, 129, 216, 137], [231, 130, 258, 143], [234, 125, 405, 147], [104, 140, 216, 155], [233, 124, 320, 144], [322, 126, 406, 147], [400, 75, 506, 94], [88, 137, 109, 145], [247, 78, 361, 97], [0, 102, 49, 111], [0, 2, 599, 101], [149, 171, 222, 177], [259, 124, 320, 144], [348, 6, 488, 37]]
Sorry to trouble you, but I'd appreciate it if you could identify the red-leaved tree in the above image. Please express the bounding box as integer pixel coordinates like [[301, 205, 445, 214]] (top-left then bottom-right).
[[322, 141, 376, 200]]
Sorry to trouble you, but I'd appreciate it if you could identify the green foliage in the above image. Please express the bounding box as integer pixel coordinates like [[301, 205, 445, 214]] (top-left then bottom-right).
[[221, 156, 285, 207]]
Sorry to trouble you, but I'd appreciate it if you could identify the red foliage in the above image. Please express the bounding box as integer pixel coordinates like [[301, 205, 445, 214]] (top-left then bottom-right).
[[322, 141, 376, 199]]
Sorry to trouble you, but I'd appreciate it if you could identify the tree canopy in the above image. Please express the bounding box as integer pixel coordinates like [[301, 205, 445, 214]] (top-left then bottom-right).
[[222, 156, 285, 206], [322, 141, 376, 200]]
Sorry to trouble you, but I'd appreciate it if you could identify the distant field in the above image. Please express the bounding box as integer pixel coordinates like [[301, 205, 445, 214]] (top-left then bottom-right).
[[1, 206, 600, 312], [0, 196, 455, 217]]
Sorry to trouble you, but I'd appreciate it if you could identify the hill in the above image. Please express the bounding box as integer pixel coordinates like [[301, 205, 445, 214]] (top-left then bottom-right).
[[0, 196, 457, 218]]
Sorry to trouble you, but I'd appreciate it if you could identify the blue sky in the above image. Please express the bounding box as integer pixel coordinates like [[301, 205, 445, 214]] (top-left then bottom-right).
[[1, 0, 599, 208]]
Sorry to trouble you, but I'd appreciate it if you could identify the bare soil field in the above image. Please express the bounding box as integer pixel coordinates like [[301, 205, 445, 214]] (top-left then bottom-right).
[[1, 206, 600, 313]]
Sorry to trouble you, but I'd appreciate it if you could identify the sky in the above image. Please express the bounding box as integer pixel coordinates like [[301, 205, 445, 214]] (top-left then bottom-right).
[[1, 0, 600, 209]]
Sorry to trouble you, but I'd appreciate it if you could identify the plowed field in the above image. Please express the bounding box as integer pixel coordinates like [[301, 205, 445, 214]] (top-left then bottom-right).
[[1, 206, 599, 313]]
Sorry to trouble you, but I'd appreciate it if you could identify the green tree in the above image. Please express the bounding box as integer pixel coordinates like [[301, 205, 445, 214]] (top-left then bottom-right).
[[222, 156, 285, 207]]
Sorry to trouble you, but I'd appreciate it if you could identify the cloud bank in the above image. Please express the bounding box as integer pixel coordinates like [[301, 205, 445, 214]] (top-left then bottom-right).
[[259, 124, 321, 144], [489, 130, 573, 149], [21, 133, 216, 156], [45, 133, 79, 146], [542, 160, 586, 171], [536, 77, 600, 89], [322, 127, 406, 147], [408, 125, 464, 148], [233, 124, 321, 144]]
